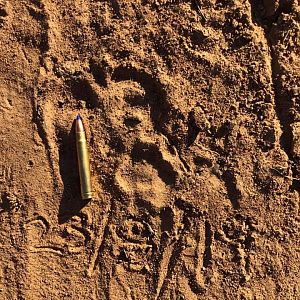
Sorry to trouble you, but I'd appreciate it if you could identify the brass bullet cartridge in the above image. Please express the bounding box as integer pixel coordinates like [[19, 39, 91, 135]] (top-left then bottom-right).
[[75, 114, 93, 199]]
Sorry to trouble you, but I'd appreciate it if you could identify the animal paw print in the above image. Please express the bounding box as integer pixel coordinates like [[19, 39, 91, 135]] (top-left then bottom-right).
[[35, 59, 177, 199], [115, 138, 185, 210], [110, 218, 154, 272]]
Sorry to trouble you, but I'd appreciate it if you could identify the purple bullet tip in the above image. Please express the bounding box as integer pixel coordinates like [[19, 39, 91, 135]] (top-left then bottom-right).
[[76, 114, 81, 121]]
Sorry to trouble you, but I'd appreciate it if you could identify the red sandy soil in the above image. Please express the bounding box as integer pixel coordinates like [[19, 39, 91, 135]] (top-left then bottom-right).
[[0, 0, 299, 299]]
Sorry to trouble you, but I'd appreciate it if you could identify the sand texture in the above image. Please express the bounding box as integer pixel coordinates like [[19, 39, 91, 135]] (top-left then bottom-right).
[[0, 0, 299, 299]]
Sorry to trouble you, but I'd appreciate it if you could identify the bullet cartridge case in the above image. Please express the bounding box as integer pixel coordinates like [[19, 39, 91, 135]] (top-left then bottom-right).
[[76, 115, 93, 199]]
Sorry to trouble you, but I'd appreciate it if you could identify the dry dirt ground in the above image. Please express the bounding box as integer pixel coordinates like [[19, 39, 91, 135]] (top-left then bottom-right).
[[0, 0, 299, 299]]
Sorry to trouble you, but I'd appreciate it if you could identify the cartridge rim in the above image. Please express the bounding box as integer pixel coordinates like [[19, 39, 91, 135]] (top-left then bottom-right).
[[81, 191, 93, 200]]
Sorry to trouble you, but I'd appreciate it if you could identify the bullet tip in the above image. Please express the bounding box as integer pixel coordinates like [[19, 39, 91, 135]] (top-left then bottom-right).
[[76, 114, 81, 121]]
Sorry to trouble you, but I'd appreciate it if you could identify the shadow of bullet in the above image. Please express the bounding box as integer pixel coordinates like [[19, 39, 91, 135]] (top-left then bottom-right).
[[57, 119, 90, 224]]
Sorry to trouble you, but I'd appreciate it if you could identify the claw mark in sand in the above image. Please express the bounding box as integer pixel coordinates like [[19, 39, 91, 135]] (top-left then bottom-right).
[[86, 214, 110, 277], [29, 245, 64, 256]]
